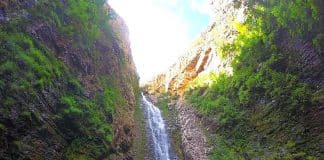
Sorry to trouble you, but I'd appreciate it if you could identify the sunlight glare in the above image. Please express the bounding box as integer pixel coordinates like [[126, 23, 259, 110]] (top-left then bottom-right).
[[109, 0, 211, 84]]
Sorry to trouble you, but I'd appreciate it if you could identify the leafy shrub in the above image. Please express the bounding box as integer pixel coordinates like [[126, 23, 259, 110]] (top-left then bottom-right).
[[61, 96, 82, 114], [64, 138, 108, 160]]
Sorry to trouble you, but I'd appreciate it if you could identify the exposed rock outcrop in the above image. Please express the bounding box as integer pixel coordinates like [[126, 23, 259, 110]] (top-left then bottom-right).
[[279, 36, 324, 88], [144, 0, 247, 96], [176, 100, 210, 160]]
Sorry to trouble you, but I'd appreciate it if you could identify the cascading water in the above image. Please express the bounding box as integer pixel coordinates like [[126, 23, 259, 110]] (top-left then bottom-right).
[[141, 93, 171, 160]]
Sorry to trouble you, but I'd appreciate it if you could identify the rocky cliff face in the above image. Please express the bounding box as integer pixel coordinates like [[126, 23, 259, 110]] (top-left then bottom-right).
[[144, 0, 248, 158], [144, 0, 247, 96], [144, 0, 324, 159], [0, 1, 139, 159]]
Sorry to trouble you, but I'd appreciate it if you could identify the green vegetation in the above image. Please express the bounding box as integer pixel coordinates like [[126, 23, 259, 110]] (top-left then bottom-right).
[[0, 32, 64, 90], [186, 0, 323, 159], [58, 79, 128, 158], [0, 0, 138, 159], [132, 98, 148, 160], [156, 93, 171, 118], [64, 138, 108, 160], [0, 30, 127, 159], [30, 0, 107, 48]]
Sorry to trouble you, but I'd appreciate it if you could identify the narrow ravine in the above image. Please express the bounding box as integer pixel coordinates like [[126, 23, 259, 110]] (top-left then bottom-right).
[[141, 93, 174, 160]]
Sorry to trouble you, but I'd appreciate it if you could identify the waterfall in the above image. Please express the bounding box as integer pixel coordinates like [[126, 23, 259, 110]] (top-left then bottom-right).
[[142, 93, 171, 160]]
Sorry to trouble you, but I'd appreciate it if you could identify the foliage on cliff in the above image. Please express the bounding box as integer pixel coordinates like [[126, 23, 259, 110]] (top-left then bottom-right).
[[30, 0, 106, 48], [0, 0, 138, 159], [186, 0, 323, 159]]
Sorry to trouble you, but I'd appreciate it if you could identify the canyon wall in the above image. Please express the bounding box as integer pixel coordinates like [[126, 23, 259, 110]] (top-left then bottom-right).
[[145, 0, 324, 159], [0, 1, 139, 159]]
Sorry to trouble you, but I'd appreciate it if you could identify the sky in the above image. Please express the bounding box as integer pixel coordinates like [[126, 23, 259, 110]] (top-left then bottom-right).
[[109, 0, 212, 84]]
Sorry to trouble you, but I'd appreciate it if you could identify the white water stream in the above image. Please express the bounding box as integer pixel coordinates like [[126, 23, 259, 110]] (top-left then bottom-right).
[[142, 93, 171, 160]]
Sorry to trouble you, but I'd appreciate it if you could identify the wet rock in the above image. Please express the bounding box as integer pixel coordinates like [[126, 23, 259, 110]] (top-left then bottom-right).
[[0, 9, 5, 21], [320, 144, 324, 153], [243, 151, 251, 160], [295, 136, 304, 145], [260, 137, 267, 146]]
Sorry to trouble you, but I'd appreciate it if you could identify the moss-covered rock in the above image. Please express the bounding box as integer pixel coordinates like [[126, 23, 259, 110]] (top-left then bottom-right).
[[0, 0, 139, 159]]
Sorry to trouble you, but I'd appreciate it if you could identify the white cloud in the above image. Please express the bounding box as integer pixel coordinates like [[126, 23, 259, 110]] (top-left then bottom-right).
[[109, 0, 190, 84]]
